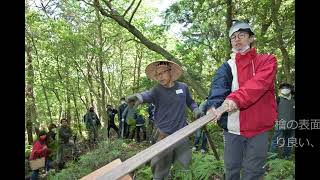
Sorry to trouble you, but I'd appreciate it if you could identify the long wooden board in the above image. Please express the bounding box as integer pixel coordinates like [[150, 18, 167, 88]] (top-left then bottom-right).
[[80, 159, 132, 180], [94, 104, 228, 180]]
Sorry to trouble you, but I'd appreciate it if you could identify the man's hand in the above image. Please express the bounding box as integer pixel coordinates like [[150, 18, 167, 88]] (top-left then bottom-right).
[[193, 107, 203, 119], [222, 99, 238, 112], [206, 107, 222, 122]]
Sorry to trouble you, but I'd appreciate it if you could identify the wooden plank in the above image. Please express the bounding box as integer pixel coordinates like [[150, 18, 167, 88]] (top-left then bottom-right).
[[80, 159, 132, 180], [97, 104, 228, 180]]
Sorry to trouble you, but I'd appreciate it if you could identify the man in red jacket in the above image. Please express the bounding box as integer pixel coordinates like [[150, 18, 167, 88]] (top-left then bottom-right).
[[205, 20, 277, 180]]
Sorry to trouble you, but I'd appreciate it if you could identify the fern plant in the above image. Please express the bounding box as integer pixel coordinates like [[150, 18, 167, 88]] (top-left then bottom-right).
[[135, 165, 153, 180], [264, 158, 295, 180], [191, 153, 224, 180]]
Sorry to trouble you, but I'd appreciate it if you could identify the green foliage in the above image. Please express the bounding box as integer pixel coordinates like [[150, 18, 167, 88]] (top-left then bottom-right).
[[25, 144, 32, 158], [48, 139, 147, 180], [206, 123, 224, 150], [265, 158, 295, 180], [136, 104, 149, 118], [135, 165, 153, 179], [189, 153, 224, 180], [164, 0, 295, 87], [172, 165, 193, 180], [135, 152, 224, 180], [48, 139, 59, 160]]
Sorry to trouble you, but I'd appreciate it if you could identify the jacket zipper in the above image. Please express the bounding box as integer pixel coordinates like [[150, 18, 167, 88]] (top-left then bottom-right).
[[251, 60, 255, 76]]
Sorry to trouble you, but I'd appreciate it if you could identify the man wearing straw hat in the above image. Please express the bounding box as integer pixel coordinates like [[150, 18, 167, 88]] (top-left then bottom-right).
[[127, 60, 202, 179]]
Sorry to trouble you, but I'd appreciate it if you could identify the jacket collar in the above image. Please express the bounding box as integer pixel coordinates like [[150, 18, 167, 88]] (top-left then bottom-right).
[[279, 94, 292, 100], [235, 48, 257, 59]]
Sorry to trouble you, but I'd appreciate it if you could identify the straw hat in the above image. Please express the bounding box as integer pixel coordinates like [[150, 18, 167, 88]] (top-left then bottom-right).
[[145, 60, 183, 81]]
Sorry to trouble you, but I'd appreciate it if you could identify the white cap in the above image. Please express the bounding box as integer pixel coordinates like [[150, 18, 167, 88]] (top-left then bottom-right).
[[229, 21, 254, 37]]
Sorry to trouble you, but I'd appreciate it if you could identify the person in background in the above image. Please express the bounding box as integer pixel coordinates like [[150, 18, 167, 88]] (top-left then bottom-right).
[[46, 123, 58, 171], [57, 118, 73, 170], [29, 130, 50, 179], [122, 99, 137, 140], [118, 97, 128, 138], [270, 82, 295, 159], [135, 110, 147, 142], [106, 104, 119, 138], [84, 107, 100, 144]]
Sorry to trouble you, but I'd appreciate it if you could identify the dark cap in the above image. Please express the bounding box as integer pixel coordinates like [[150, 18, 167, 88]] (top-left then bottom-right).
[[279, 82, 294, 90]]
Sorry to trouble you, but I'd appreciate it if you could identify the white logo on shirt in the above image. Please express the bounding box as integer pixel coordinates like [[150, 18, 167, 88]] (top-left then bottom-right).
[[176, 89, 183, 94]]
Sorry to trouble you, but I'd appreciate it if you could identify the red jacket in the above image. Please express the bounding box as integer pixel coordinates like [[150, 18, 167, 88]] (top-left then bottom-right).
[[226, 48, 278, 138], [29, 140, 50, 160]]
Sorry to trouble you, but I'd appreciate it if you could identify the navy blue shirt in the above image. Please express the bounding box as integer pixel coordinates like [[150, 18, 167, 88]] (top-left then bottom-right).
[[139, 81, 197, 134]]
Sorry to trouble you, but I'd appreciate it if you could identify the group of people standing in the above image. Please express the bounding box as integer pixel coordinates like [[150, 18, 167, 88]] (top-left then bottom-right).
[[28, 118, 77, 180], [28, 20, 295, 180], [82, 97, 156, 144]]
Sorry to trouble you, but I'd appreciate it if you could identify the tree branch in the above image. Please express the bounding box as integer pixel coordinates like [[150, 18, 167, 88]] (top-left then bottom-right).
[[123, 0, 136, 17], [73, 57, 99, 97], [93, 0, 207, 98], [129, 0, 142, 24], [100, 0, 114, 12], [184, 33, 213, 50], [81, 0, 95, 7], [94, 0, 112, 18], [122, 38, 142, 44]]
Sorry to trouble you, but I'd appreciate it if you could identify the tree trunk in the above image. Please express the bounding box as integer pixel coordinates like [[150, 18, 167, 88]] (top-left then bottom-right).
[[73, 55, 98, 108], [54, 56, 64, 121], [137, 46, 142, 92], [85, 94, 90, 109], [65, 69, 72, 123], [260, 0, 281, 38], [118, 44, 124, 99], [25, 44, 36, 145], [95, 7, 109, 132], [37, 63, 53, 124], [133, 48, 138, 93], [28, 29, 53, 124], [87, 61, 95, 107], [225, 0, 233, 57], [271, 0, 292, 84], [52, 88, 63, 121], [76, 69, 88, 108], [72, 91, 83, 137], [95, 86, 104, 125], [203, 127, 220, 160]]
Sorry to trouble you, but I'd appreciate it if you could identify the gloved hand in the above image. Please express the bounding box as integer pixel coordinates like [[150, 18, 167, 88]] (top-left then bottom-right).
[[127, 94, 142, 106], [193, 107, 203, 119], [206, 107, 222, 122], [127, 94, 138, 102], [222, 99, 238, 112]]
